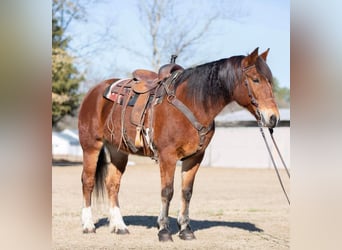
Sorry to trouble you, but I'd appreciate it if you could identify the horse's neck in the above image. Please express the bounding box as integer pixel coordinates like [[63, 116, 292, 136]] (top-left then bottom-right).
[[176, 85, 229, 128], [199, 99, 231, 125]]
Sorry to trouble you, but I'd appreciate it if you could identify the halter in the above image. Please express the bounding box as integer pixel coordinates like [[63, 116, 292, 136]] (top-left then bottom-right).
[[242, 65, 265, 127], [242, 64, 291, 205], [242, 65, 259, 108]]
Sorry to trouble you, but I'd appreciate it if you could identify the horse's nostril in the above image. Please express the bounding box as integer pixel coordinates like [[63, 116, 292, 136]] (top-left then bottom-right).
[[270, 115, 277, 127]]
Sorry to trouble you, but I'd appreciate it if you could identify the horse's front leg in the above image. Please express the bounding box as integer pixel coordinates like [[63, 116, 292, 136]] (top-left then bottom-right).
[[157, 153, 177, 242], [177, 152, 204, 240]]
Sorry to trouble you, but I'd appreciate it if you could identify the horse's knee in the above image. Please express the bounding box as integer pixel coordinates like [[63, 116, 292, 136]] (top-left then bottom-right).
[[182, 187, 193, 202], [161, 185, 174, 201], [106, 182, 120, 196], [82, 172, 95, 190]]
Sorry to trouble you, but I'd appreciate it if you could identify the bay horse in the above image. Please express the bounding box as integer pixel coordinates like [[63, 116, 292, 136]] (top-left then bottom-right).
[[78, 48, 279, 241]]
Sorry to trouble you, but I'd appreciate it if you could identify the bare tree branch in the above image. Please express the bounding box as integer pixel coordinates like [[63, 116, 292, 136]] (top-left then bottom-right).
[[136, 0, 246, 70], [173, 15, 216, 57]]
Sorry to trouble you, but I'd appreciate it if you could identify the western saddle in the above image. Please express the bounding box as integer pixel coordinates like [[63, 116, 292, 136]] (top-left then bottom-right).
[[104, 62, 184, 152]]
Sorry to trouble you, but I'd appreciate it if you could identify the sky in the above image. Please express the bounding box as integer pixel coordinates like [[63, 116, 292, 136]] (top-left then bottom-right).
[[68, 0, 290, 88]]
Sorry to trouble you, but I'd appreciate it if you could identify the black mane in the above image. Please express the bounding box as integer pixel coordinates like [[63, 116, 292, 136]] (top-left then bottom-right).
[[173, 55, 273, 110], [174, 56, 244, 110]]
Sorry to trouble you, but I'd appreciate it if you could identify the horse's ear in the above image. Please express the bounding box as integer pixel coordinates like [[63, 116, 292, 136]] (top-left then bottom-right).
[[260, 48, 270, 61], [242, 47, 259, 67]]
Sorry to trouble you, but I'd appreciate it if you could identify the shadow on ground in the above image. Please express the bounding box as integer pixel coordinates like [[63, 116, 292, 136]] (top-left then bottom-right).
[[95, 215, 263, 234]]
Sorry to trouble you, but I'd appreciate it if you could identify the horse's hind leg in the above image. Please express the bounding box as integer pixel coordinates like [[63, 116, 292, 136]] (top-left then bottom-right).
[[177, 152, 204, 240], [105, 144, 129, 234], [81, 141, 103, 233]]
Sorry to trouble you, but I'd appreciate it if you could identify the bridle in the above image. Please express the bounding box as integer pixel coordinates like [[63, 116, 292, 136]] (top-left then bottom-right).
[[242, 65, 260, 108], [242, 65, 265, 126], [242, 64, 291, 205]]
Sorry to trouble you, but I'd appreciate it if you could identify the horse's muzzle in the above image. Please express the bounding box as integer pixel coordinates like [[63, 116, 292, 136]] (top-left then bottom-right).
[[260, 110, 279, 128]]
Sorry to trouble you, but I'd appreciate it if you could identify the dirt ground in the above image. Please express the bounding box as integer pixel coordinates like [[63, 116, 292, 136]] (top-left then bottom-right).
[[52, 155, 289, 249]]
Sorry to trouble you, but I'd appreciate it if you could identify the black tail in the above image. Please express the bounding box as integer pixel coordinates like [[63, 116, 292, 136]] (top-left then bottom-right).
[[94, 146, 108, 199]]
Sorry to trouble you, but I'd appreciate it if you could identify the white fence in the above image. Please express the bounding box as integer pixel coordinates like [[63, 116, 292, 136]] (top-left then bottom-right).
[[52, 121, 290, 168], [202, 126, 290, 168], [52, 129, 82, 161]]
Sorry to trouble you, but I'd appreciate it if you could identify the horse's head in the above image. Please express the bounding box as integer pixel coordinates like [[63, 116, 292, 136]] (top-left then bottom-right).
[[233, 47, 280, 128]]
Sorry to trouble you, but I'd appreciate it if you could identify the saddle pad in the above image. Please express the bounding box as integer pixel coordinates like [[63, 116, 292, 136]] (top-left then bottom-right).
[[103, 79, 137, 106]]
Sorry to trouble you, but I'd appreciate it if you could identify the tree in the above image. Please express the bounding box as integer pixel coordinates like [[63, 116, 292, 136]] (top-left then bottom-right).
[[137, 0, 244, 70], [272, 77, 290, 108], [52, 0, 85, 127], [52, 46, 83, 126]]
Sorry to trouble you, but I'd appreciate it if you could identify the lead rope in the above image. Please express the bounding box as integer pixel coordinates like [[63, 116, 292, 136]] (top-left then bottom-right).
[[243, 66, 290, 205], [269, 128, 290, 178], [258, 124, 290, 205]]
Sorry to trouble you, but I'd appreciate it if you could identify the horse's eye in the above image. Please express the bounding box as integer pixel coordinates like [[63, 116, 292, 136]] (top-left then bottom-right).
[[252, 78, 260, 83]]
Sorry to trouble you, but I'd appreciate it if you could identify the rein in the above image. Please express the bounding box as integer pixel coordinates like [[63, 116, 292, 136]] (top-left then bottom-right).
[[243, 65, 291, 205], [259, 127, 290, 205]]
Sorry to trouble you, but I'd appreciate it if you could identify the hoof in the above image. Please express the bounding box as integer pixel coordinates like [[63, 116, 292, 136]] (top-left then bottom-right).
[[116, 228, 130, 235], [110, 227, 130, 235], [83, 228, 96, 234], [179, 226, 195, 240], [158, 228, 173, 242]]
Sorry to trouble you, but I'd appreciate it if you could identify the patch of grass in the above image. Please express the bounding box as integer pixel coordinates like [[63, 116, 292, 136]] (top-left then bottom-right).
[[208, 209, 224, 217], [247, 208, 267, 213]]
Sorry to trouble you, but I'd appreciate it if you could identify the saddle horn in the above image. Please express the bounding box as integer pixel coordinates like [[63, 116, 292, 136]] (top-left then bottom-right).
[[170, 55, 177, 64]]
